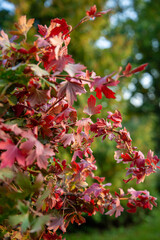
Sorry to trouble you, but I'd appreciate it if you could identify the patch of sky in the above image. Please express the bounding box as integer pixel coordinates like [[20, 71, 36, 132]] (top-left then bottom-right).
[[152, 39, 159, 52], [148, 91, 155, 101], [106, 0, 138, 27], [130, 92, 143, 107], [128, 82, 136, 91], [44, 0, 53, 7], [122, 87, 132, 100], [95, 36, 112, 49], [135, 53, 143, 60], [151, 69, 159, 79], [131, 77, 138, 84], [0, 0, 15, 13], [140, 73, 153, 89]]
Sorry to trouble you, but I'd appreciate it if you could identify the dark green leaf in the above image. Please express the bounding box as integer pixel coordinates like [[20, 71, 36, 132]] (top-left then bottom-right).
[[8, 95, 17, 106], [36, 188, 50, 209]]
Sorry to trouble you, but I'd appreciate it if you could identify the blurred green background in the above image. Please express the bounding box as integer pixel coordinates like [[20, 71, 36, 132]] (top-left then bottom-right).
[[0, 0, 160, 239]]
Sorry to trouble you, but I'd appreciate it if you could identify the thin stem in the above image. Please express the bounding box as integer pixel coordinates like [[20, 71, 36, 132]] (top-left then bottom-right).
[[119, 197, 128, 201], [65, 16, 90, 36], [45, 96, 64, 115], [56, 74, 93, 83]]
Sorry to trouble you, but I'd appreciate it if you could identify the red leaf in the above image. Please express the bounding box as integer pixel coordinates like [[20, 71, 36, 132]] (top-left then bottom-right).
[[49, 18, 69, 37], [0, 139, 25, 168], [95, 86, 116, 99], [58, 80, 86, 105], [102, 86, 116, 99], [83, 95, 102, 116], [47, 216, 66, 232], [38, 24, 47, 36], [107, 110, 122, 128], [123, 63, 148, 77], [127, 202, 137, 213], [86, 5, 97, 17], [25, 145, 54, 169], [131, 63, 148, 74], [123, 63, 132, 76], [60, 133, 75, 147], [20, 131, 54, 169], [86, 5, 111, 18], [95, 87, 102, 99], [76, 118, 93, 135], [28, 87, 50, 107]]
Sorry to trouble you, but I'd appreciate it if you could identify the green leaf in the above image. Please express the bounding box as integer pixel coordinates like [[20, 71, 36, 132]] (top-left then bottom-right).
[[5, 83, 19, 95], [16, 172, 32, 193], [21, 213, 30, 232], [0, 168, 15, 180], [5, 118, 25, 127], [0, 79, 9, 87], [36, 188, 50, 209], [0, 103, 9, 116], [8, 95, 17, 106], [30, 215, 50, 233], [0, 64, 28, 85], [17, 201, 29, 214], [9, 213, 30, 232], [29, 64, 49, 77]]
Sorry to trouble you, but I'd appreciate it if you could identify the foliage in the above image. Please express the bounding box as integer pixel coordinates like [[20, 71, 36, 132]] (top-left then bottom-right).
[[0, 5, 159, 239], [108, 0, 160, 156]]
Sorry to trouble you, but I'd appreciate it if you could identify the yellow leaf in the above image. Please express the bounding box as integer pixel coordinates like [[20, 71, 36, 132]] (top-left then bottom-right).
[[10, 15, 34, 39]]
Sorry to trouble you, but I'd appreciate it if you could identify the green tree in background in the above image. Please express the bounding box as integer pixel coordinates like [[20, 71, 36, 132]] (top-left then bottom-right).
[[0, 0, 158, 229], [108, 0, 160, 155]]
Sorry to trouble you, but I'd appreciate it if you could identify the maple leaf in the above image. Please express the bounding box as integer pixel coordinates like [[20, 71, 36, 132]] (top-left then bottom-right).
[[38, 24, 48, 36], [28, 87, 50, 107], [36, 36, 50, 48], [107, 110, 122, 128], [47, 216, 66, 232], [0, 129, 10, 141], [2, 123, 23, 135], [92, 74, 119, 88], [64, 63, 86, 77], [123, 63, 148, 77], [126, 202, 137, 213], [20, 131, 54, 169], [83, 95, 102, 116], [10, 16, 34, 39], [57, 80, 86, 105], [60, 133, 75, 147], [92, 74, 118, 100], [76, 118, 93, 135], [0, 139, 25, 168], [26, 145, 54, 169], [0, 30, 10, 53], [82, 183, 104, 202], [49, 18, 70, 37], [95, 85, 116, 99], [54, 104, 77, 123], [106, 198, 124, 217], [49, 35, 63, 47], [29, 64, 49, 77], [86, 5, 111, 19]]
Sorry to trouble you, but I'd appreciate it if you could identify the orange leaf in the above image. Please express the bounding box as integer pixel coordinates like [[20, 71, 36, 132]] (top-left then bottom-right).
[[10, 15, 34, 38]]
